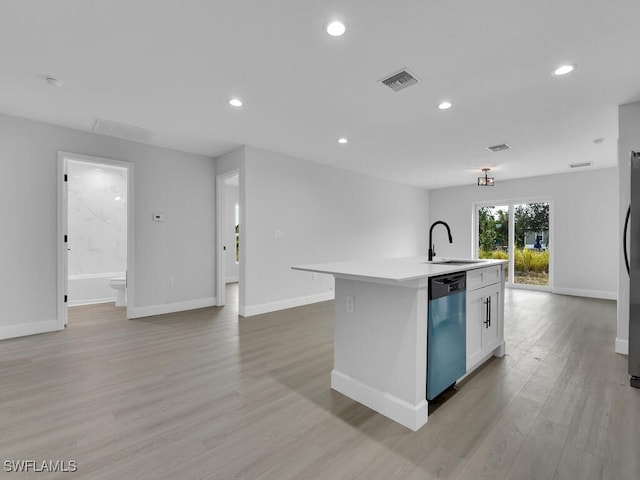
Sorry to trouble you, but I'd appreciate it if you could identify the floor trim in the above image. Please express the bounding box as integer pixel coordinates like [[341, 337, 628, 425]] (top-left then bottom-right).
[[615, 337, 629, 355], [0, 320, 60, 341], [331, 369, 428, 432], [129, 297, 218, 318], [552, 287, 616, 300], [240, 291, 334, 317]]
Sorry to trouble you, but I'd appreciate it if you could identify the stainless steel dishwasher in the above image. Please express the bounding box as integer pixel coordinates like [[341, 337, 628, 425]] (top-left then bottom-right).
[[427, 272, 466, 401]]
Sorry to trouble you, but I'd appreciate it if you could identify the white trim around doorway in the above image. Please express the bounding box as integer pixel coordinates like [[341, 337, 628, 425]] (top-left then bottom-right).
[[473, 196, 553, 291], [57, 151, 135, 328], [215, 168, 240, 307]]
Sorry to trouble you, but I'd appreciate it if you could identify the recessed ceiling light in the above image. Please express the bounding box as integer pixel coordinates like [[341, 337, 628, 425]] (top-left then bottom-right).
[[438, 101, 452, 110], [325, 20, 346, 37], [552, 64, 575, 76], [45, 76, 63, 87], [228, 98, 243, 107], [337, 137, 348, 144]]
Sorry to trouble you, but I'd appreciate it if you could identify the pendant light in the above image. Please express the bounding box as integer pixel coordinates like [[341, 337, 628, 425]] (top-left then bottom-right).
[[477, 168, 495, 186]]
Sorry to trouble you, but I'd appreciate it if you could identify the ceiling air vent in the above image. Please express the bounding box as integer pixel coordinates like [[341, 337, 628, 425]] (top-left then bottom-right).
[[486, 143, 511, 153], [93, 118, 154, 144], [380, 69, 419, 92], [569, 162, 592, 168]]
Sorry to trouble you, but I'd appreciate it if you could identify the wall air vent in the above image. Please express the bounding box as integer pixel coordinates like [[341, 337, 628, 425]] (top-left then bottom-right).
[[380, 69, 419, 92], [486, 143, 511, 153], [569, 162, 592, 168], [93, 118, 154, 144]]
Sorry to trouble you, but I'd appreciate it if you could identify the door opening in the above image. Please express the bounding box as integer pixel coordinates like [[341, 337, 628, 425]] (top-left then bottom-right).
[[475, 199, 552, 290], [57, 152, 134, 327], [216, 170, 241, 309]]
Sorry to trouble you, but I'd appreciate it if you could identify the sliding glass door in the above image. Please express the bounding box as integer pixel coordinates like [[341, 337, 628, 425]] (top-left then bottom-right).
[[476, 200, 551, 289], [478, 205, 510, 280], [513, 202, 549, 287]]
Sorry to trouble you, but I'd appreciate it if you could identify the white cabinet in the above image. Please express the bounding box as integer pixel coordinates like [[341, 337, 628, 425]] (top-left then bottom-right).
[[466, 266, 504, 371]]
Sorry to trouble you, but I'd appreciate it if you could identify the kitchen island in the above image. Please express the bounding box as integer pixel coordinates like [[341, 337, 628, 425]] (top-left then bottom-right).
[[292, 256, 507, 431]]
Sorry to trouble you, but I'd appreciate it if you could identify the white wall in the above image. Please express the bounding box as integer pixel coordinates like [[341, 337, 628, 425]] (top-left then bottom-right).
[[241, 146, 430, 316], [617, 101, 640, 354], [429, 168, 618, 299], [0, 113, 216, 339]]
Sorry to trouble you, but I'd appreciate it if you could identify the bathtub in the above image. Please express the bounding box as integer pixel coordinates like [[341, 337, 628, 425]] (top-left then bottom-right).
[[68, 272, 124, 306]]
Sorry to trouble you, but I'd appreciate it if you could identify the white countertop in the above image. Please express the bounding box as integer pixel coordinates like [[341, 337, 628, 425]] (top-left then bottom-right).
[[292, 256, 507, 283]]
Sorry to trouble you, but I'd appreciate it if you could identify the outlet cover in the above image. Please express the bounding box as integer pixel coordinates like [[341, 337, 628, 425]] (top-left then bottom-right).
[[346, 295, 355, 314]]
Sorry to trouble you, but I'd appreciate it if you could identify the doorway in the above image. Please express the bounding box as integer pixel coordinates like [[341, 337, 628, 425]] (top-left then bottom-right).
[[216, 169, 241, 308], [57, 152, 134, 328], [475, 199, 552, 290]]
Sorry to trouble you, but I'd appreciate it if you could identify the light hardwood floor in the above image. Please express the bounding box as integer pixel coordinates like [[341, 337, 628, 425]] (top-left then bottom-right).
[[0, 285, 638, 479]]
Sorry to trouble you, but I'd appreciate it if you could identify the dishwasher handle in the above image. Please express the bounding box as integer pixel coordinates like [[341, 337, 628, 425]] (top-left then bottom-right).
[[431, 273, 466, 285], [429, 272, 467, 299]]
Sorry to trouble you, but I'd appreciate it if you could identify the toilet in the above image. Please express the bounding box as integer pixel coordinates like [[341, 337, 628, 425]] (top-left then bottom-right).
[[109, 276, 127, 307]]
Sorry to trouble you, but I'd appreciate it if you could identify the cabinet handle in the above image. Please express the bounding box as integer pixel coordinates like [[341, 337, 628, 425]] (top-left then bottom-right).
[[484, 298, 490, 328]]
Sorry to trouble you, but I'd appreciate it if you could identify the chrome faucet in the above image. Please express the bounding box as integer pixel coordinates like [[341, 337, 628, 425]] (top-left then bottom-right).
[[428, 221, 453, 261]]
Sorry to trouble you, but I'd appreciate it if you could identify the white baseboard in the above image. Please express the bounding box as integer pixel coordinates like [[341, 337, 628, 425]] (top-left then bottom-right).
[[129, 297, 217, 319], [239, 291, 334, 317], [331, 369, 428, 432], [0, 320, 60, 341], [615, 338, 629, 355], [552, 287, 617, 300]]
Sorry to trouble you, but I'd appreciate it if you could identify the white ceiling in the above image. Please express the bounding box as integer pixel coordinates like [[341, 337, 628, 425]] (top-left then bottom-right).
[[2, 1, 640, 189]]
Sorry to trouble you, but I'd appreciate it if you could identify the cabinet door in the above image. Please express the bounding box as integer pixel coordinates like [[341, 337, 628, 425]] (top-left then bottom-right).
[[466, 285, 501, 371], [482, 286, 500, 353], [466, 290, 484, 370]]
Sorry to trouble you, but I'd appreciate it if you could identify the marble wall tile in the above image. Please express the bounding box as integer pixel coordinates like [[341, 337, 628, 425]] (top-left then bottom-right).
[[67, 160, 127, 276]]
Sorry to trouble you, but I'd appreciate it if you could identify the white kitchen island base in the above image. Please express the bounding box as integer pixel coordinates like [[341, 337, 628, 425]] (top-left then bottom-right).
[[332, 276, 430, 431], [331, 370, 429, 431], [293, 257, 506, 431]]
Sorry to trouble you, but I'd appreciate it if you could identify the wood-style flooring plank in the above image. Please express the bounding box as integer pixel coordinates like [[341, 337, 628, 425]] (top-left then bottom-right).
[[0, 285, 638, 479]]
